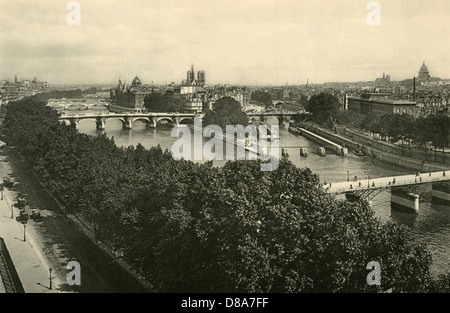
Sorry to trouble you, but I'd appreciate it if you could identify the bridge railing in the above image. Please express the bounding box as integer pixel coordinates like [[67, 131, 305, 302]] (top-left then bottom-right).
[[324, 171, 449, 194]]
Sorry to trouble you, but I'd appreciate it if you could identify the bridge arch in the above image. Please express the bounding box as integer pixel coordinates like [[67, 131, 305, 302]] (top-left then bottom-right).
[[177, 116, 193, 125], [156, 117, 175, 126]]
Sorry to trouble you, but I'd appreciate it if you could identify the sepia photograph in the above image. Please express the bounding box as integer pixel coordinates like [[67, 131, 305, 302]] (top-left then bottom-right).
[[0, 0, 449, 302]]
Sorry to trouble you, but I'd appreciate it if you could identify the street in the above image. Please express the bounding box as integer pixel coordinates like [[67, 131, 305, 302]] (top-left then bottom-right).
[[0, 147, 153, 293]]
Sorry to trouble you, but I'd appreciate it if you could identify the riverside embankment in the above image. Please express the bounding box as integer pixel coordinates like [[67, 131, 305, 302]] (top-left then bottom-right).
[[290, 122, 449, 173]]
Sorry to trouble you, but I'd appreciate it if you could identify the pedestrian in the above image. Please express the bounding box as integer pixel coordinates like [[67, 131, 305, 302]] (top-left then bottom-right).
[[393, 178, 396, 184]]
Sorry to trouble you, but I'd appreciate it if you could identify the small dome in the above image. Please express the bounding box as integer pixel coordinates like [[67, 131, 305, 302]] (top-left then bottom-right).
[[132, 76, 142, 86]]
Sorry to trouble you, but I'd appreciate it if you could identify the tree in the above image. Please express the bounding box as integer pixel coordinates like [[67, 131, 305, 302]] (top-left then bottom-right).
[[251, 91, 273, 108], [306, 93, 341, 124], [203, 97, 248, 129], [393, 114, 416, 156], [119, 158, 434, 292], [144, 93, 187, 112], [428, 113, 449, 163], [4, 96, 448, 293], [335, 110, 365, 129]]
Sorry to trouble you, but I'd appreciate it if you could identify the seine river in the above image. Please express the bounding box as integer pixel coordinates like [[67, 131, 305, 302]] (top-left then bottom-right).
[[58, 103, 449, 278]]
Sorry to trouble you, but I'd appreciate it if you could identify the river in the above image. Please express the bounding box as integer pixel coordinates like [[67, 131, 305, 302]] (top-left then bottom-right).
[[57, 103, 450, 278]]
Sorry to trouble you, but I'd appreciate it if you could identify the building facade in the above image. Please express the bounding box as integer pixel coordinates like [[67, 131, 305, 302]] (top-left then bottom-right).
[[182, 65, 206, 87], [348, 93, 417, 117], [110, 76, 153, 111]]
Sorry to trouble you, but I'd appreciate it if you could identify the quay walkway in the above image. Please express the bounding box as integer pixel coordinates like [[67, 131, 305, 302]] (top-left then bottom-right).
[[324, 170, 450, 195]]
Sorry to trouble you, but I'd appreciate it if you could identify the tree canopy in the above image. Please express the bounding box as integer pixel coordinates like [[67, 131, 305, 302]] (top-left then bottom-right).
[[306, 93, 341, 124], [251, 91, 273, 108], [144, 93, 187, 112], [203, 96, 248, 129]]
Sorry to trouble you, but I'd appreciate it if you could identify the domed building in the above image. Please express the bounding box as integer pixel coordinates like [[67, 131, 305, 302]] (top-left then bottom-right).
[[418, 62, 430, 81], [110, 75, 153, 112], [132, 76, 142, 87]]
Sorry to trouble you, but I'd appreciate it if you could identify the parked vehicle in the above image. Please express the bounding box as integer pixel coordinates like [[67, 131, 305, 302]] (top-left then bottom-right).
[[30, 209, 42, 221], [352, 149, 364, 157], [16, 210, 29, 224], [17, 196, 26, 210]]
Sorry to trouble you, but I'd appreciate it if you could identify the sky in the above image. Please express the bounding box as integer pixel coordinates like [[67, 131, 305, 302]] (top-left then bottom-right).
[[1, 0, 450, 85]]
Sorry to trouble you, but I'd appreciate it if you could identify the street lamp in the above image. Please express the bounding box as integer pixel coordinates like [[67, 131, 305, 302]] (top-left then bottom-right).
[[49, 268, 53, 290], [347, 170, 349, 182], [23, 224, 26, 242]]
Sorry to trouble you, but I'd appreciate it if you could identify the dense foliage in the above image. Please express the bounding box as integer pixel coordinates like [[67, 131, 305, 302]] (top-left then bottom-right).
[[33, 89, 84, 101], [306, 93, 341, 124], [203, 97, 248, 129], [251, 91, 273, 108], [2, 96, 447, 293], [144, 93, 188, 112], [336, 109, 449, 159]]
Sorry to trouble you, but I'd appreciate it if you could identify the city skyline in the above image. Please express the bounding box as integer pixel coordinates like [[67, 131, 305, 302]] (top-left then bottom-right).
[[1, 0, 450, 85]]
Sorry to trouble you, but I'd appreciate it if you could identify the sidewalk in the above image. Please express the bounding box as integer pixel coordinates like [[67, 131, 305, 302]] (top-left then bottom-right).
[[0, 189, 64, 293]]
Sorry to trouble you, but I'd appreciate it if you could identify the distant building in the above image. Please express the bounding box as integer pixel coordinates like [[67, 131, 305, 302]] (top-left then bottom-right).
[[347, 93, 417, 117], [226, 91, 251, 107], [182, 65, 206, 87], [418, 62, 430, 81], [110, 76, 153, 111], [374, 72, 391, 87]]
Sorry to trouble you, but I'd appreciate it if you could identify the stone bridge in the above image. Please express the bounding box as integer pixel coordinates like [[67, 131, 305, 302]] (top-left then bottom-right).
[[324, 170, 450, 213], [58, 111, 309, 130]]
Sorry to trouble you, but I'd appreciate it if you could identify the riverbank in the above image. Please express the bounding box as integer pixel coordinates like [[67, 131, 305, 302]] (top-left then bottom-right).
[[291, 122, 449, 173]]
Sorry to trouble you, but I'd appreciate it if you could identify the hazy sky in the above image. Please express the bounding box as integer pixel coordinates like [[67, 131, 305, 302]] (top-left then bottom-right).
[[1, 0, 449, 85]]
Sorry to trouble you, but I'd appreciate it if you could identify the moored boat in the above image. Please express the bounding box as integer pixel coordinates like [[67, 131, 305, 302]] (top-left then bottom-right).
[[352, 149, 364, 156]]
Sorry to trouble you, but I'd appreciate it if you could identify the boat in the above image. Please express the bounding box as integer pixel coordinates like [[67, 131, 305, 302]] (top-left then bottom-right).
[[352, 149, 364, 156]]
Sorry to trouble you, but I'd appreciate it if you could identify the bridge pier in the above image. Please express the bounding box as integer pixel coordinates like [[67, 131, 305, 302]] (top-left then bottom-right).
[[148, 118, 156, 128], [391, 188, 419, 214], [96, 118, 106, 130], [70, 120, 79, 129], [300, 148, 308, 157], [431, 182, 450, 206], [122, 119, 132, 129]]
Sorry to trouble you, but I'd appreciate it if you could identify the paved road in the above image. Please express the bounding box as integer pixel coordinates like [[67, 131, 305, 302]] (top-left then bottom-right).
[[0, 147, 152, 293]]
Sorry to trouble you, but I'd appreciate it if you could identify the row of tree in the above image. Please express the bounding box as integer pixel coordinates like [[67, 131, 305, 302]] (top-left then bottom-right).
[[336, 110, 449, 160], [304, 92, 449, 160], [2, 96, 449, 292]]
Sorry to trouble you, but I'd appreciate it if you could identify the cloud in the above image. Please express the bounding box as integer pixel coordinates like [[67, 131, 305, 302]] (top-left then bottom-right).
[[1, 0, 450, 84]]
